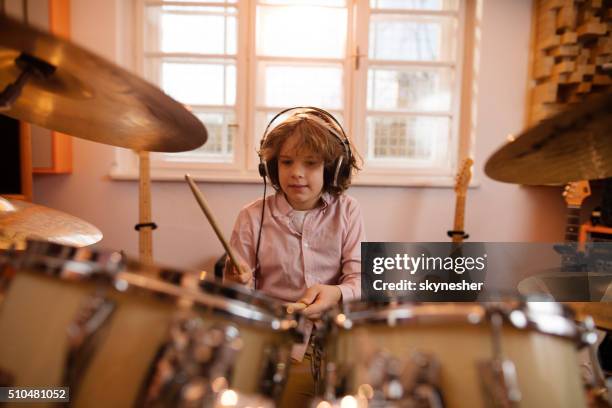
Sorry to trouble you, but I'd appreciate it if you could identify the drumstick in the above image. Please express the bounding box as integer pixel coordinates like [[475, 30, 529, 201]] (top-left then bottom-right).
[[286, 302, 308, 314], [184, 174, 243, 275]]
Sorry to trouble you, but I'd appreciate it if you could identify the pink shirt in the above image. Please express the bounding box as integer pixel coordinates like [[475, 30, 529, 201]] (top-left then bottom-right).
[[225, 192, 364, 360]]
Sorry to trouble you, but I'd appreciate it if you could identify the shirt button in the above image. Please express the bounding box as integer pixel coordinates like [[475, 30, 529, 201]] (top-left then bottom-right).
[[304, 242, 309, 248]]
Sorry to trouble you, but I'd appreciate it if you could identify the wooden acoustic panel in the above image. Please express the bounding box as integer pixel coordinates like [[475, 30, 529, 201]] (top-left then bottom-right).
[[30, 0, 73, 174], [528, 0, 612, 125]]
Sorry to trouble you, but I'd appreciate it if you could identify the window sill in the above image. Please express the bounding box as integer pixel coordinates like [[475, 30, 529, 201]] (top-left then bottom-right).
[[109, 164, 481, 188]]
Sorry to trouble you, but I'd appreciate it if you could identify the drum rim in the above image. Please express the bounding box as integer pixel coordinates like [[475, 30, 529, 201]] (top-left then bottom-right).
[[122, 258, 299, 326], [115, 271, 301, 334], [13, 240, 123, 278], [5, 240, 301, 333], [329, 300, 588, 346]]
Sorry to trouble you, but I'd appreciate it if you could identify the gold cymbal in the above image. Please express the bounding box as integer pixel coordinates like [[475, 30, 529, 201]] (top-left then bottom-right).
[[485, 90, 612, 185], [0, 196, 102, 248], [0, 15, 207, 152]]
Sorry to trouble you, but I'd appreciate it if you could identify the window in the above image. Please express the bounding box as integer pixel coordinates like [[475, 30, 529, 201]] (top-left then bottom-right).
[[113, 0, 468, 185]]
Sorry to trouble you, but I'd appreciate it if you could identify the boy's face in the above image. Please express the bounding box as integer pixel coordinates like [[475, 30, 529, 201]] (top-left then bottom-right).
[[278, 133, 325, 210]]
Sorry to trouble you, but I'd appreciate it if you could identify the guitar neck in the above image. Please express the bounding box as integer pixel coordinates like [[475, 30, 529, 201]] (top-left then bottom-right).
[[564, 206, 581, 243], [452, 194, 466, 243]]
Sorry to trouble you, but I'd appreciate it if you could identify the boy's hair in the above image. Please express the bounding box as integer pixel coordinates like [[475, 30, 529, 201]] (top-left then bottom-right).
[[259, 110, 361, 196]]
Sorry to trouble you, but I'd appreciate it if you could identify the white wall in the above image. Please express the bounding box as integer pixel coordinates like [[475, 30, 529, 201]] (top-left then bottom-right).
[[32, 0, 568, 272]]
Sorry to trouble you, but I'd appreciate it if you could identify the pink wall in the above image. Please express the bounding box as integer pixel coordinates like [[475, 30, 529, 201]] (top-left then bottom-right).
[[32, 0, 568, 273]]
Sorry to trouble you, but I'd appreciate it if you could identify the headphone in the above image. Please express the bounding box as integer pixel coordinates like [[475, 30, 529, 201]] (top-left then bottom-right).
[[257, 106, 353, 188]]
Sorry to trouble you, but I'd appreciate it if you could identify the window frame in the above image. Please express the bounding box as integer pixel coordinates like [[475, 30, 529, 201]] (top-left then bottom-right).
[[111, 0, 472, 187]]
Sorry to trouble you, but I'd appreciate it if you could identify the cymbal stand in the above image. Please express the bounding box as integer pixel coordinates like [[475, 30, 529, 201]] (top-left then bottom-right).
[[136, 151, 155, 264]]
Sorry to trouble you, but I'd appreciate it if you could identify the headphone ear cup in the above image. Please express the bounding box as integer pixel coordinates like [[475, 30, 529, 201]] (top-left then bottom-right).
[[266, 159, 280, 188], [340, 154, 351, 180], [258, 162, 267, 178], [323, 163, 334, 188], [332, 156, 343, 187]]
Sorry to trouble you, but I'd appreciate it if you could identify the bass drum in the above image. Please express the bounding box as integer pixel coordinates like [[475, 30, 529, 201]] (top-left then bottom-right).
[[0, 241, 301, 407], [319, 301, 590, 408]]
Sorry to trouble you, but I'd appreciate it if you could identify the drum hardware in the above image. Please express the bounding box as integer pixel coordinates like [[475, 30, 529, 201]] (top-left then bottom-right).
[[138, 151, 155, 265], [0, 53, 55, 110], [317, 350, 445, 408], [371, 350, 444, 408], [0, 241, 303, 407], [403, 352, 444, 408], [477, 310, 521, 408], [259, 345, 291, 399], [581, 317, 612, 408], [140, 314, 284, 407], [64, 293, 116, 394], [121, 258, 304, 332], [321, 301, 589, 408], [568, 302, 612, 331], [141, 316, 244, 407]]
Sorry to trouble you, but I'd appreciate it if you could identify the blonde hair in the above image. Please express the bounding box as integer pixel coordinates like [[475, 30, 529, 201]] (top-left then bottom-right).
[[259, 110, 360, 196]]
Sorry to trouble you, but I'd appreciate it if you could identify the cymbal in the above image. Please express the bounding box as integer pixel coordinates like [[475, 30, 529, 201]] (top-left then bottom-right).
[[518, 270, 612, 329], [485, 90, 612, 185], [0, 196, 102, 248], [0, 15, 207, 152]]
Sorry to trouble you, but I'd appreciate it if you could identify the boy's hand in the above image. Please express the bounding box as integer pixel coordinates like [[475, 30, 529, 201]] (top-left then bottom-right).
[[225, 257, 253, 285], [299, 284, 342, 321]]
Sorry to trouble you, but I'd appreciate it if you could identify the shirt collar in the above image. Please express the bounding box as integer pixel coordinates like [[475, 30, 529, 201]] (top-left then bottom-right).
[[273, 191, 331, 216]]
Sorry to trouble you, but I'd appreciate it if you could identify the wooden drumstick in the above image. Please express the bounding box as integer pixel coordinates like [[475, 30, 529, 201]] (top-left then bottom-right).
[[184, 174, 244, 276], [286, 302, 308, 314]]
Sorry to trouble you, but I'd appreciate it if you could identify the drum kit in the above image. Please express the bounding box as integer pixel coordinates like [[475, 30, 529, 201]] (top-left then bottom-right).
[[0, 12, 611, 408]]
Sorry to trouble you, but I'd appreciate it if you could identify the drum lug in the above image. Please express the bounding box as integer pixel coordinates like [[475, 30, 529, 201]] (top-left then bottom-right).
[[64, 292, 116, 392], [404, 351, 445, 408], [477, 358, 521, 408], [259, 345, 290, 399], [140, 316, 244, 406], [477, 309, 522, 408], [331, 350, 446, 407], [581, 317, 612, 407]]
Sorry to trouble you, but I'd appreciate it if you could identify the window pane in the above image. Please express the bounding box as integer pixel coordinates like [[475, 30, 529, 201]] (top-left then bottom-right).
[[258, 63, 343, 108], [369, 15, 457, 61], [255, 110, 345, 139], [146, 60, 235, 106], [366, 115, 449, 163], [367, 67, 453, 111], [192, 111, 236, 160], [158, 111, 236, 163], [144, 5, 237, 54], [257, 5, 347, 58], [370, 0, 458, 11]]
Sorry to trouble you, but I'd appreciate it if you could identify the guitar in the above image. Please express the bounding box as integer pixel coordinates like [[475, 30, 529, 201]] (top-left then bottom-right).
[[448, 158, 474, 243], [444, 158, 478, 301], [561, 181, 591, 271]]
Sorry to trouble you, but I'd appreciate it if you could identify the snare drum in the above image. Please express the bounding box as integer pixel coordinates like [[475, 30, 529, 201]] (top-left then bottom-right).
[[319, 301, 589, 408], [0, 241, 301, 407]]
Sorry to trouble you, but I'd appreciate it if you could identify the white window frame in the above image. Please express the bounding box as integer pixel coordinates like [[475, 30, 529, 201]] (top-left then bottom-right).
[[111, 0, 472, 187]]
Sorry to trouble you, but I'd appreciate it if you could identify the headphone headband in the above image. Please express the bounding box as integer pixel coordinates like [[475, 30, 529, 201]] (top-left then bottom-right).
[[259, 106, 351, 160]]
